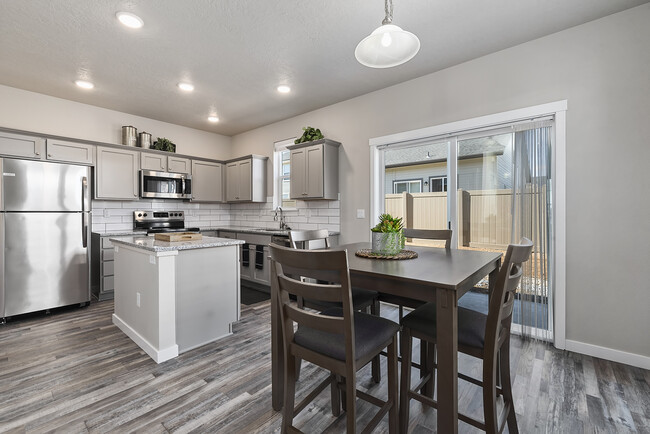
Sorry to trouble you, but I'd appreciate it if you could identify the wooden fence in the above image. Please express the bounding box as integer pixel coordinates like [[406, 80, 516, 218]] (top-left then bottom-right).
[[385, 189, 515, 250]]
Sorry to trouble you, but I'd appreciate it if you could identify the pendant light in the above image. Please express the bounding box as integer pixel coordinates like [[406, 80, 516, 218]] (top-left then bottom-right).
[[355, 0, 420, 68]]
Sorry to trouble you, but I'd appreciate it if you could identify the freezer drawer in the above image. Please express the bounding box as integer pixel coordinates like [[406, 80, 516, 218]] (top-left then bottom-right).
[[2, 212, 90, 317]]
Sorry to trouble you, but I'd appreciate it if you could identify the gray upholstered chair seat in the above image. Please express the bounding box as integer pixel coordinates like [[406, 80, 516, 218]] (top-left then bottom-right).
[[294, 307, 400, 362], [401, 302, 487, 350]]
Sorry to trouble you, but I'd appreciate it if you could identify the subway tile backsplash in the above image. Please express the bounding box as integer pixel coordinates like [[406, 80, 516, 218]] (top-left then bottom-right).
[[91, 198, 340, 233]]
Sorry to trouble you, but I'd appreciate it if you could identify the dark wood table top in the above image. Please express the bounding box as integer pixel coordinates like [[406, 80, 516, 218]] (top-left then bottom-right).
[[336, 242, 502, 291]]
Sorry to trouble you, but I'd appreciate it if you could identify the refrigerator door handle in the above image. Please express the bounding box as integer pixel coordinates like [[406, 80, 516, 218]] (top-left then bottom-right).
[[82, 176, 88, 248], [82, 212, 88, 248], [82, 176, 88, 213]]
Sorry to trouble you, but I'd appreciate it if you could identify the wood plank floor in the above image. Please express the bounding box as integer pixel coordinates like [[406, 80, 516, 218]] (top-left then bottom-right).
[[0, 300, 648, 433]]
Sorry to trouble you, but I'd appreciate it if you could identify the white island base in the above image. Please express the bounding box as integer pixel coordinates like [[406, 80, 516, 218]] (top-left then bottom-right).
[[110, 236, 242, 363]]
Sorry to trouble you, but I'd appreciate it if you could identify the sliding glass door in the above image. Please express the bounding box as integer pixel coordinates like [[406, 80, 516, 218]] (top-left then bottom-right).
[[380, 123, 554, 340]]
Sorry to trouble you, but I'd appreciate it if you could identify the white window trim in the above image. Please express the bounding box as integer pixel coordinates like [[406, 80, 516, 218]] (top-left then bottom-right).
[[369, 100, 568, 349], [393, 178, 422, 194], [273, 138, 297, 210]]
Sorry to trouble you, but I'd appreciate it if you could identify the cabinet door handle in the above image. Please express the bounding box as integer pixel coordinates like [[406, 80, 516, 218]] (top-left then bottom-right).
[[35, 151, 40, 156], [48, 154, 53, 158]]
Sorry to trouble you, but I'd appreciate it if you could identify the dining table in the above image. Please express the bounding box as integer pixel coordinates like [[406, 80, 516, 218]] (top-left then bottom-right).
[[270, 241, 502, 433]]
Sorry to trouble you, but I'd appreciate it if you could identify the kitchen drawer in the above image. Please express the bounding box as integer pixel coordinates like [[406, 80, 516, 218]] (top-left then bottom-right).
[[101, 249, 114, 261], [237, 233, 271, 246], [102, 261, 114, 276], [101, 238, 114, 249], [201, 230, 219, 237], [102, 276, 114, 291]]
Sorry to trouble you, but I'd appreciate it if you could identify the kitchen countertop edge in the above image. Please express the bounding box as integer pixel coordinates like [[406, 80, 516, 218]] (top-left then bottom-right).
[[109, 235, 244, 252]]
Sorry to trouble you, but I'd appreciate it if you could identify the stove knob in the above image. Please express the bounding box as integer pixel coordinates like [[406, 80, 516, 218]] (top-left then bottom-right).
[[137, 213, 142, 217], [143, 213, 148, 217]]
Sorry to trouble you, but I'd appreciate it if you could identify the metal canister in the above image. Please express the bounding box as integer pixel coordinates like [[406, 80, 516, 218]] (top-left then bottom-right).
[[122, 126, 137, 147], [138, 131, 152, 149]]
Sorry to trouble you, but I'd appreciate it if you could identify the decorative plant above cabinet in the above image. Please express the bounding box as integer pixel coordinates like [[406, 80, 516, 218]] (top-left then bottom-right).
[[294, 126, 324, 144], [152, 137, 176, 153]]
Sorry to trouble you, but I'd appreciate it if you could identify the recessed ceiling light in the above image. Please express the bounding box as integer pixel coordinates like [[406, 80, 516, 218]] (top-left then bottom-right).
[[277, 85, 291, 94], [116, 12, 144, 29], [178, 82, 194, 92], [208, 116, 219, 123], [75, 80, 94, 89]]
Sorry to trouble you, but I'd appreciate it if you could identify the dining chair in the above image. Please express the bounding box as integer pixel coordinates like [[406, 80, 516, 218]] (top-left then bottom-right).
[[399, 238, 533, 434], [379, 228, 452, 319], [289, 229, 382, 383], [269, 244, 399, 433]]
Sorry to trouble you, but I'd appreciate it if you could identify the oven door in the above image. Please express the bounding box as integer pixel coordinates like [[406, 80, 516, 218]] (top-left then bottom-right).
[[140, 170, 192, 199]]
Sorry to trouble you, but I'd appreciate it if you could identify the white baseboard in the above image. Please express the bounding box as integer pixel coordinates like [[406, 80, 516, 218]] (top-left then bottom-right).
[[565, 339, 650, 370], [112, 314, 179, 364]]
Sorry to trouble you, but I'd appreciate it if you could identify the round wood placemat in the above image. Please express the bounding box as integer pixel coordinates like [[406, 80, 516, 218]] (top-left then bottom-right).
[[355, 249, 418, 260]]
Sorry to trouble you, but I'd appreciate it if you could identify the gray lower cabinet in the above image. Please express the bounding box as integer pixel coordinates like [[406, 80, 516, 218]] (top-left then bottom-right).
[[236, 232, 271, 287], [0, 131, 45, 160], [95, 146, 139, 200], [91, 233, 116, 300]]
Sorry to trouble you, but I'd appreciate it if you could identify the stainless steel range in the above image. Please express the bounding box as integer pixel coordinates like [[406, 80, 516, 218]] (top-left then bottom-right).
[[133, 210, 200, 234]]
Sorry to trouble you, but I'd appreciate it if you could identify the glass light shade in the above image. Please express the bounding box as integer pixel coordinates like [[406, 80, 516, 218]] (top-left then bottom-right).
[[355, 24, 420, 68]]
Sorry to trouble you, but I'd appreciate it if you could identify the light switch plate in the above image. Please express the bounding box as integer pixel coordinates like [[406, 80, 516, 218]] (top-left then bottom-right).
[[356, 209, 365, 219]]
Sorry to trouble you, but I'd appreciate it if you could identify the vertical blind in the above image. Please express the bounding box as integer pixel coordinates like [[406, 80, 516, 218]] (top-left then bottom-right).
[[512, 121, 553, 341]]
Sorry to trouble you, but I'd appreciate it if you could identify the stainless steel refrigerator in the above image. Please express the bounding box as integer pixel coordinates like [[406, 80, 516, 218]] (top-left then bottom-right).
[[0, 158, 91, 318]]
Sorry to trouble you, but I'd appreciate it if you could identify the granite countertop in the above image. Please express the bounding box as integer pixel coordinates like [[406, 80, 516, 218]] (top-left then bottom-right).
[[206, 226, 340, 236], [109, 235, 244, 252], [94, 226, 339, 237]]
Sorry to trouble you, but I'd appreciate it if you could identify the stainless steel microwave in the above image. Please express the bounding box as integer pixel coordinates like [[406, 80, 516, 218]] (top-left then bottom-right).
[[140, 170, 192, 199]]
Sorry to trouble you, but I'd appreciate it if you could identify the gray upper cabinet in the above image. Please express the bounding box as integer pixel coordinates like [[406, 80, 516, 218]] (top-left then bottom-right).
[[46, 139, 95, 165], [191, 160, 223, 202], [289, 139, 340, 200], [95, 146, 139, 200], [168, 156, 191, 174], [141, 153, 167, 172], [0, 131, 45, 160], [141, 153, 191, 174], [226, 155, 267, 202]]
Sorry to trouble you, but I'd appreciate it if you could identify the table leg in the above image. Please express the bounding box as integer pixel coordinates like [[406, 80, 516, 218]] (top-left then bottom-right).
[[436, 287, 458, 434], [271, 277, 284, 411]]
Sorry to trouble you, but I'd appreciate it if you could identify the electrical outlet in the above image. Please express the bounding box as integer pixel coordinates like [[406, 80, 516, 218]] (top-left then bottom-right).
[[356, 209, 366, 219], [103, 209, 110, 218], [149, 255, 156, 264], [136, 292, 141, 307]]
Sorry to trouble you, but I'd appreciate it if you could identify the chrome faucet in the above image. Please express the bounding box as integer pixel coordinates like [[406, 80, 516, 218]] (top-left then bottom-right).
[[274, 206, 288, 230]]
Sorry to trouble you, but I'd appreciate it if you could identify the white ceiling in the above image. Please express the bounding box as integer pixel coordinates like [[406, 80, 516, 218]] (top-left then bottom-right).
[[0, 1, 646, 136]]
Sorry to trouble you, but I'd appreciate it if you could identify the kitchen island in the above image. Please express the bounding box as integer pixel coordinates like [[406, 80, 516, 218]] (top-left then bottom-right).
[[110, 235, 244, 363]]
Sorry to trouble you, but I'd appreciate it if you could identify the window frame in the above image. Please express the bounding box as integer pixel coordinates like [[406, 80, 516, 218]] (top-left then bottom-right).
[[428, 175, 448, 192], [273, 138, 297, 210], [392, 178, 422, 194]]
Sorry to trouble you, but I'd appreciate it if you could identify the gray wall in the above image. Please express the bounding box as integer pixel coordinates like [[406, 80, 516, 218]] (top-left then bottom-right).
[[231, 5, 650, 358]]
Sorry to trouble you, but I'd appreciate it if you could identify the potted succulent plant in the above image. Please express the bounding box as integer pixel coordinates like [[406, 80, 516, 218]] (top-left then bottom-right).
[[371, 213, 405, 255]]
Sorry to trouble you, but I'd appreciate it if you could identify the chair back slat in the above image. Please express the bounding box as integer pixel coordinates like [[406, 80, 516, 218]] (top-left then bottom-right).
[[277, 275, 343, 303], [484, 238, 533, 358], [402, 228, 452, 248], [289, 229, 330, 250]]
